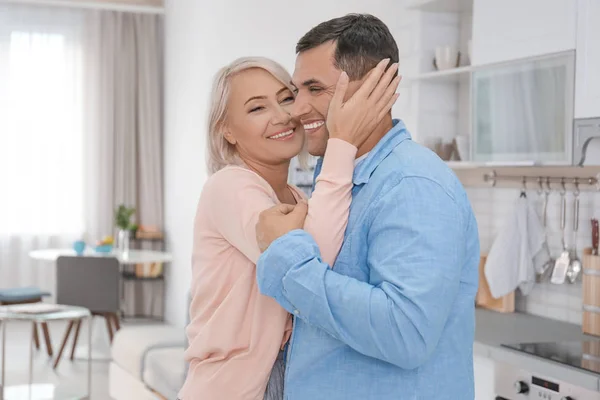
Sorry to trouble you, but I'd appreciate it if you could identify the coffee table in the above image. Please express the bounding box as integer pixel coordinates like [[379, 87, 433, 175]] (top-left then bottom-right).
[[0, 304, 92, 400]]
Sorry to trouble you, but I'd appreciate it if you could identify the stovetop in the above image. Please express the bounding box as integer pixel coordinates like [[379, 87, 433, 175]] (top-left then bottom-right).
[[502, 340, 600, 374]]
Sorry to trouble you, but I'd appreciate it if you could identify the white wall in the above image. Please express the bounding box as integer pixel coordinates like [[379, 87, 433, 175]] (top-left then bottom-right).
[[163, 0, 415, 327]]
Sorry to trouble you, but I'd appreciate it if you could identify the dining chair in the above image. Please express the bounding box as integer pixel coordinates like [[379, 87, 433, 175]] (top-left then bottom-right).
[[54, 256, 121, 369], [0, 287, 53, 356]]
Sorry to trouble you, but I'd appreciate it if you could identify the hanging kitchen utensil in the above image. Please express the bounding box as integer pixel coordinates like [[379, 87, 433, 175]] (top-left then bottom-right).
[[567, 180, 582, 284], [542, 177, 551, 229], [519, 176, 527, 198], [537, 177, 555, 282], [551, 179, 570, 285], [592, 218, 599, 256]]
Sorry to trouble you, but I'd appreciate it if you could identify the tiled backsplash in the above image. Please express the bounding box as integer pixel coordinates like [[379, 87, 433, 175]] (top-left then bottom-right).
[[467, 186, 600, 324]]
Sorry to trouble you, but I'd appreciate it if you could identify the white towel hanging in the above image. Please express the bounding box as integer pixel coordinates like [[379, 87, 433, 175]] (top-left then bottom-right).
[[484, 195, 550, 299]]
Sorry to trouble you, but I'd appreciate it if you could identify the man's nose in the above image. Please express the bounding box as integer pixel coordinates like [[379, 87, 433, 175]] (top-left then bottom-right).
[[291, 92, 311, 120]]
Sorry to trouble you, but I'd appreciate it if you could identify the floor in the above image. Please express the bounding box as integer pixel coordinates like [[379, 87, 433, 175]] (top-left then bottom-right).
[[1, 317, 162, 400]]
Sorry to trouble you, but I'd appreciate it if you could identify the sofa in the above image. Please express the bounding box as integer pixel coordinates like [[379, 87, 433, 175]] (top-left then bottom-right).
[[109, 325, 186, 400]]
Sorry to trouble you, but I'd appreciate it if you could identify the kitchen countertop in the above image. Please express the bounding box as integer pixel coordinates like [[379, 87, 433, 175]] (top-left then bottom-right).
[[475, 308, 589, 347], [475, 308, 600, 391]]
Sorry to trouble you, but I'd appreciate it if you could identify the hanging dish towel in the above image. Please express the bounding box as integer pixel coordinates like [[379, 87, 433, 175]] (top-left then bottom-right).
[[484, 196, 550, 298]]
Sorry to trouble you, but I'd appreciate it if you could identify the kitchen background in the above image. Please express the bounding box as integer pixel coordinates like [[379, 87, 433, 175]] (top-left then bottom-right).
[[289, 0, 600, 326], [397, 0, 600, 326]]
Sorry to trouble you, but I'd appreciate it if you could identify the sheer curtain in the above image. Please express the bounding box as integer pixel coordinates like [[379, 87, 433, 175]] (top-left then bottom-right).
[[0, 5, 87, 292], [0, 5, 164, 304]]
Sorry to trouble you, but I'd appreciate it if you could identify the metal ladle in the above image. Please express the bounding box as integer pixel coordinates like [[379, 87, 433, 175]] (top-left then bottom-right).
[[551, 179, 571, 285], [567, 179, 582, 284], [537, 177, 555, 282]]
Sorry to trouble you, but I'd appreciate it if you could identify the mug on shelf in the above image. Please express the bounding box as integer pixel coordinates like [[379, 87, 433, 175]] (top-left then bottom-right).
[[434, 46, 461, 70]]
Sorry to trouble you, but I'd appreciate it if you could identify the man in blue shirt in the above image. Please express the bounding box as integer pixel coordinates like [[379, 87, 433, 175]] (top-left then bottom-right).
[[255, 14, 480, 400]]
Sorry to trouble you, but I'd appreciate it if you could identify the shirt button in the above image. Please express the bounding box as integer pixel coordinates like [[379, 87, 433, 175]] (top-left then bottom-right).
[[294, 310, 299, 315]]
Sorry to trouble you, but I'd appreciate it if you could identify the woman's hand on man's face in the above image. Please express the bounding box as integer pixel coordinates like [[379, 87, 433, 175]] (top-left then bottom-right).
[[326, 59, 401, 149]]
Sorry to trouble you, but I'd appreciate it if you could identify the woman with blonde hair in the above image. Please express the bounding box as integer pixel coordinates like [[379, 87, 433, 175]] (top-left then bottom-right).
[[179, 56, 399, 400]]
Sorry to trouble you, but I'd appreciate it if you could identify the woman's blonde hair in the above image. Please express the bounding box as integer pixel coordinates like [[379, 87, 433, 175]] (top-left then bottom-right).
[[206, 56, 299, 175]]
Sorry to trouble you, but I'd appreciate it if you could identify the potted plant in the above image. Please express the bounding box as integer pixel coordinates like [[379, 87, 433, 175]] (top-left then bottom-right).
[[115, 205, 137, 254]]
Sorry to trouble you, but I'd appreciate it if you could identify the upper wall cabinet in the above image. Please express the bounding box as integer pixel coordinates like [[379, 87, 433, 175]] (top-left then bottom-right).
[[471, 0, 577, 66], [472, 51, 575, 165], [575, 0, 600, 119]]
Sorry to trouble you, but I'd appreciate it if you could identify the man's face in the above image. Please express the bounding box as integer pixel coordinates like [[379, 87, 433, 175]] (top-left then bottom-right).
[[291, 41, 362, 157]]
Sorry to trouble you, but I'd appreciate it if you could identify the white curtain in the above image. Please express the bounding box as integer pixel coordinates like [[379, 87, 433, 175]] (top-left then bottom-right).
[[0, 4, 164, 310], [0, 5, 87, 294]]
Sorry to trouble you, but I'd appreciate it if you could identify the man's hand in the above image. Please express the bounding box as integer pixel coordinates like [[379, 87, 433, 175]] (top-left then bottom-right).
[[256, 201, 309, 252]]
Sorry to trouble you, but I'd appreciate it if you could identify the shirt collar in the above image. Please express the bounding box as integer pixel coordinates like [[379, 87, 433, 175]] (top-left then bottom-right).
[[352, 119, 411, 185], [354, 152, 370, 167]]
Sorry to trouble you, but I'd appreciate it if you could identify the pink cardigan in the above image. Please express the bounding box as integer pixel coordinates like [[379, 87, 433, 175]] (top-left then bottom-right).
[[179, 139, 357, 400]]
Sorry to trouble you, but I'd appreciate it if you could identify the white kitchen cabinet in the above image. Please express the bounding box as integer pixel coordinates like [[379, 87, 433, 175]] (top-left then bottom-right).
[[474, 354, 495, 400], [575, 0, 600, 119], [471, 0, 577, 66], [472, 51, 575, 165]]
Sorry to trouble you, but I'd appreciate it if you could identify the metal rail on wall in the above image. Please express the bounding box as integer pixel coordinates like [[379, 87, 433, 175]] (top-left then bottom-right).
[[483, 170, 600, 191]]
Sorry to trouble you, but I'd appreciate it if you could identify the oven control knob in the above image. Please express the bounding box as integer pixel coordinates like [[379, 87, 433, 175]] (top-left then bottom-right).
[[561, 397, 575, 400], [513, 380, 529, 394]]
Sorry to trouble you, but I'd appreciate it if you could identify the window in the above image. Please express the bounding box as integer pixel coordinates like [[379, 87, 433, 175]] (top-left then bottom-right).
[[0, 6, 85, 235]]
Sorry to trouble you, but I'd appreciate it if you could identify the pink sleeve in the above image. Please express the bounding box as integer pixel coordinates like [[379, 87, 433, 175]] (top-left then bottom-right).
[[304, 138, 357, 267], [206, 168, 277, 264]]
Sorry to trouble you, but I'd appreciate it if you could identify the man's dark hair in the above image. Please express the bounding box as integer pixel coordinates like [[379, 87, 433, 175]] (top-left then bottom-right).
[[296, 14, 399, 80]]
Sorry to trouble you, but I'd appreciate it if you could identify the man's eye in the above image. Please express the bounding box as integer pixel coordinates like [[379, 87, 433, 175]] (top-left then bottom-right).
[[309, 87, 322, 93]]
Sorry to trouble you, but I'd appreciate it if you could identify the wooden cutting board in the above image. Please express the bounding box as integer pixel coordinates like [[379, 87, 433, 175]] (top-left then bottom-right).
[[476, 255, 515, 313]]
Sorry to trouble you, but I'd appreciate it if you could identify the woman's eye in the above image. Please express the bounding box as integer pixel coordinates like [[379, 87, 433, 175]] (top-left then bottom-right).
[[249, 106, 264, 113], [281, 96, 295, 103]]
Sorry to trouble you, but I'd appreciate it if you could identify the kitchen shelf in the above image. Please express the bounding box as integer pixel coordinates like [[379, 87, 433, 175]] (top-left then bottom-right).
[[406, 0, 472, 13], [445, 161, 481, 169], [446, 161, 553, 169], [406, 66, 472, 83]]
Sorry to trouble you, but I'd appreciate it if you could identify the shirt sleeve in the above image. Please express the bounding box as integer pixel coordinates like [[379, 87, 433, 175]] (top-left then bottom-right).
[[256, 177, 469, 369], [207, 138, 356, 268], [304, 138, 357, 266]]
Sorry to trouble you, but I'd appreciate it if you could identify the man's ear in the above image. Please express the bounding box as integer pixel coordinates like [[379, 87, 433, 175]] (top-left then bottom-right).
[[344, 73, 369, 102]]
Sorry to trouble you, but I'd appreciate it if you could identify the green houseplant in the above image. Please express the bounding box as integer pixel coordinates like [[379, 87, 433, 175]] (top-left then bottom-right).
[[115, 205, 137, 231], [115, 205, 137, 254]]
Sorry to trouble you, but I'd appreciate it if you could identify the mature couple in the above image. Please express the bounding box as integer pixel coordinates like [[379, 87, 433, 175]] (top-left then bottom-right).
[[180, 13, 480, 400]]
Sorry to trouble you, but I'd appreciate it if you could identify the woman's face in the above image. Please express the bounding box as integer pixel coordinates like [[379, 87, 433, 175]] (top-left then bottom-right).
[[224, 68, 304, 168]]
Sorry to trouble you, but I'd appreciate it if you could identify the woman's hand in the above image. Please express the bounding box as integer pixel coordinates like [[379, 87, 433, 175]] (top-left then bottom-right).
[[256, 202, 308, 252], [326, 58, 401, 149]]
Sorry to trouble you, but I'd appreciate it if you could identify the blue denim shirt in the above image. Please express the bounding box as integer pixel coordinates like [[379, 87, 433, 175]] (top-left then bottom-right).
[[257, 120, 480, 400]]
